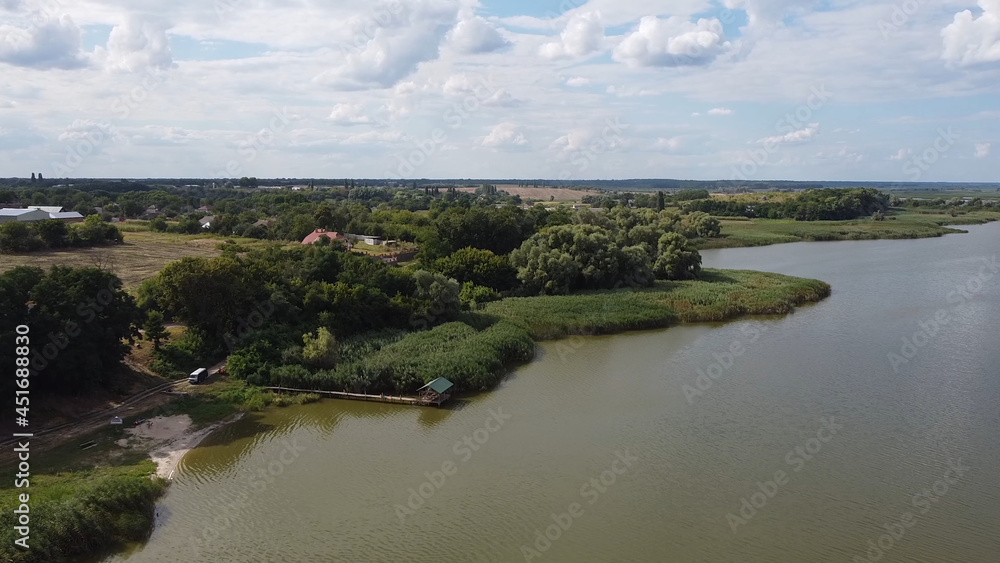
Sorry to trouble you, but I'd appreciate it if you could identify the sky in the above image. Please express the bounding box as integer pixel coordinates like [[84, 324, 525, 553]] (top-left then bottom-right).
[[0, 0, 998, 182]]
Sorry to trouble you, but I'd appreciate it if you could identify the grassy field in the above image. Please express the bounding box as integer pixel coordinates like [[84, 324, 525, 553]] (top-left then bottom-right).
[[484, 269, 831, 340], [0, 231, 274, 288], [697, 209, 1000, 249]]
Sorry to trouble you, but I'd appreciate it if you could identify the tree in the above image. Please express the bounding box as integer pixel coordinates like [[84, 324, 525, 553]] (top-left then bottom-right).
[[302, 327, 340, 369], [678, 212, 721, 238], [0, 266, 139, 395], [31, 173, 36, 182], [433, 247, 518, 291], [34, 220, 69, 248], [656, 191, 666, 211], [149, 217, 168, 232], [38, 172, 43, 181], [653, 232, 701, 280], [143, 310, 169, 350], [412, 270, 461, 325], [510, 224, 653, 295]]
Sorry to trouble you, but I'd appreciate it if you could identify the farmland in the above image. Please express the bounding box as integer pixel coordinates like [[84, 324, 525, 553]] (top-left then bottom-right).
[[0, 230, 261, 288], [456, 185, 600, 202]]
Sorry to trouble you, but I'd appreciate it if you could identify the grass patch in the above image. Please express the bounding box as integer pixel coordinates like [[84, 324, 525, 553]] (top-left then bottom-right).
[[697, 210, 999, 249], [484, 269, 831, 340], [0, 459, 165, 563]]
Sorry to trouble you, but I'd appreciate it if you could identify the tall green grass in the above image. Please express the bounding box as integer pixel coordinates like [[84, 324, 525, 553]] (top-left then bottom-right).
[[484, 269, 831, 339], [0, 461, 166, 563], [250, 319, 535, 393]]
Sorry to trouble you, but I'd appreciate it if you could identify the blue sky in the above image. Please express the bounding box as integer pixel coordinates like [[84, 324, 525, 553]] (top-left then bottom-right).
[[0, 0, 997, 181]]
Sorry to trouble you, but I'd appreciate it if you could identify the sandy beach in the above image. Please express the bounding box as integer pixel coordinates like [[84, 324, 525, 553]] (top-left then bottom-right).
[[126, 414, 244, 479]]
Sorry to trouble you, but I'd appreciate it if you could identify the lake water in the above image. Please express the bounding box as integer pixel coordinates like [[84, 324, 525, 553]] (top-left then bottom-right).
[[110, 223, 1000, 562]]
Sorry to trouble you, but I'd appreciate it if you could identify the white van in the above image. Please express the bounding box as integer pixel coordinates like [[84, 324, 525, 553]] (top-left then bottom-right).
[[189, 367, 208, 384]]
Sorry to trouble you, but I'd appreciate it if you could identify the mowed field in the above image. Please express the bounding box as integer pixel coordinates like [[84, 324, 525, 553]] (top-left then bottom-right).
[[456, 185, 600, 201], [0, 231, 232, 288]]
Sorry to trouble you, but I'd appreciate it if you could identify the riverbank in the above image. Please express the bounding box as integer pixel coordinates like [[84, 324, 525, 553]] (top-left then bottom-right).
[[0, 267, 830, 563], [127, 413, 245, 479], [696, 209, 999, 249]]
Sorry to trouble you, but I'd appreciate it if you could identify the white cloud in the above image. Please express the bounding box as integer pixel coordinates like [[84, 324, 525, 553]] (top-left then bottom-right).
[[446, 15, 509, 54], [540, 11, 604, 59], [328, 103, 372, 125], [942, 0, 1000, 66], [313, 2, 459, 90], [483, 89, 523, 107], [655, 136, 683, 150], [565, 76, 590, 87], [890, 148, 911, 161], [482, 122, 528, 149], [614, 16, 730, 67], [708, 107, 734, 116], [342, 130, 403, 145], [975, 142, 991, 158], [757, 123, 819, 145], [99, 15, 174, 72], [0, 15, 87, 69]]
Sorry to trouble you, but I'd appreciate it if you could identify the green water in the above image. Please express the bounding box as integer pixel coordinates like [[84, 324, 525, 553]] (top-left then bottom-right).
[[111, 223, 1000, 562]]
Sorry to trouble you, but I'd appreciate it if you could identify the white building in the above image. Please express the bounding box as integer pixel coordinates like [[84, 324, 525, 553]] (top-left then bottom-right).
[[0, 209, 51, 223], [27, 206, 63, 214]]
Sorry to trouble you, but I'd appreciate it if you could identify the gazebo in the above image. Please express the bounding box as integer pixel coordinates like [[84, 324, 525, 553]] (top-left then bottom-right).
[[416, 377, 454, 407]]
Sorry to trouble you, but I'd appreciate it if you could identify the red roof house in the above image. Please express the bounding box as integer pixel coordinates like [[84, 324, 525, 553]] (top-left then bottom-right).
[[301, 229, 348, 245]]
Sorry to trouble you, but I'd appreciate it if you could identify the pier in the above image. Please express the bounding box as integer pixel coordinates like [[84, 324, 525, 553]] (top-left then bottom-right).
[[264, 379, 453, 407]]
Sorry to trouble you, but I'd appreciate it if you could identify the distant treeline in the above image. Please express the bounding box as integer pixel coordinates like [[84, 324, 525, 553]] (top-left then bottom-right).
[[0, 217, 122, 253], [683, 188, 891, 221]]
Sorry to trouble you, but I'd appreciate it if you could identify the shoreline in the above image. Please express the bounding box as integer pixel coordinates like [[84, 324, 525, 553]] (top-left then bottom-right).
[[130, 413, 245, 480]]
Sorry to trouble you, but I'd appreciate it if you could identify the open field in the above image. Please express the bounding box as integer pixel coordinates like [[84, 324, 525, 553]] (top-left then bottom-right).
[[697, 209, 1000, 249], [0, 231, 273, 288], [456, 186, 600, 201]]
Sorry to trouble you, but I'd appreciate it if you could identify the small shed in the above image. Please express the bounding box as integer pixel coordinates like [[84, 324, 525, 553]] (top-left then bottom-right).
[[417, 377, 454, 406]]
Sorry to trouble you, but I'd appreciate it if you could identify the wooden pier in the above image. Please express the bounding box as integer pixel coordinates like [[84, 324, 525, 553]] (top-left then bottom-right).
[[264, 386, 440, 407], [265, 378, 455, 408]]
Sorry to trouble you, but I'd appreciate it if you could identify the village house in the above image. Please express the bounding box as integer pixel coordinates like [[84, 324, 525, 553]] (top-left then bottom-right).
[[301, 229, 351, 245]]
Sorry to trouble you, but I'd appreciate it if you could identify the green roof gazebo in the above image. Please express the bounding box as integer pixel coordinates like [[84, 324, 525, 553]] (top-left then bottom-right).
[[417, 377, 454, 406]]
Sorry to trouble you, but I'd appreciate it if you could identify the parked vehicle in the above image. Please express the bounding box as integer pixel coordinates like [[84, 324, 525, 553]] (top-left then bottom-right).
[[189, 367, 208, 384]]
